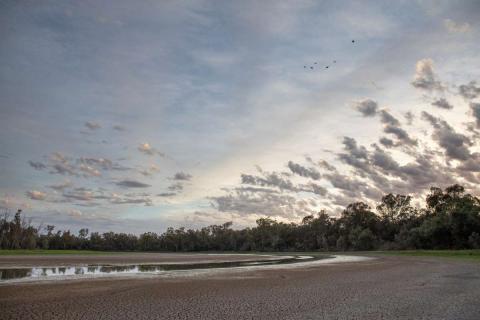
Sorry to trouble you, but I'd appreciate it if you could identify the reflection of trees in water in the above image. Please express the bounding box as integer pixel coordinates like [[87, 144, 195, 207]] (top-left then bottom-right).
[[99, 265, 136, 273], [0, 257, 314, 281], [0, 268, 31, 280], [138, 265, 163, 272]]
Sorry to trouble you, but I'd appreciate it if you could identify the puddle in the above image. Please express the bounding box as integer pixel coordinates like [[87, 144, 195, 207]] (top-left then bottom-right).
[[0, 255, 320, 283]]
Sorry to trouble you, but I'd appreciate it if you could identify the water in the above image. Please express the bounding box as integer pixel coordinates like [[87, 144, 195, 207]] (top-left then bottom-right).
[[0, 255, 320, 282]]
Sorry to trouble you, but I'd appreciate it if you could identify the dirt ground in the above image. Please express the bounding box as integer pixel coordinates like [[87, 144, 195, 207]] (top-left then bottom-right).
[[0, 254, 479, 320]]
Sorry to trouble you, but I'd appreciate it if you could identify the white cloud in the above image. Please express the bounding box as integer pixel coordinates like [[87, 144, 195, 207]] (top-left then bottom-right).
[[444, 19, 471, 34]]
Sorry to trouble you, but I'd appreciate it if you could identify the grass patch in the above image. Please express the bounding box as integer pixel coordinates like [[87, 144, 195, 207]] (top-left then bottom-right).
[[371, 250, 480, 261]]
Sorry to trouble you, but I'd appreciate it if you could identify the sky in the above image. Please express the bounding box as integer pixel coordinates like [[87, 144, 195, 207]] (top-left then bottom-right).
[[1, 0, 480, 233]]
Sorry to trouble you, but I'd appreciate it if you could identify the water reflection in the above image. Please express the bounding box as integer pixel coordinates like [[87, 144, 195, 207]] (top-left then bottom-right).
[[0, 256, 318, 282]]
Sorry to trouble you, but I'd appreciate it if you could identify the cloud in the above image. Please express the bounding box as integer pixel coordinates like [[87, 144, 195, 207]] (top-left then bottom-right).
[[383, 125, 417, 145], [173, 172, 192, 181], [443, 19, 471, 34], [370, 146, 400, 172], [422, 111, 471, 160], [287, 161, 320, 180], [138, 143, 159, 156], [342, 137, 368, 159], [323, 172, 367, 197], [241, 172, 296, 192], [112, 125, 127, 131], [459, 81, 480, 100], [305, 183, 327, 196], [139, 164, 160, 176], [28, 161, 47, 170], [209, 187, 315, 219], [115, 179, 151, 188], [109, 195, 153, 206], [168, 182, 183, 192], [61, 188, 153, 206], [84, 121, 101, 130], [48, 181, 73, 191], [26, 190, 47, 200], [49, 153, 78, 176], [411, 58, 443, 91], [470, 103, 480, 127], [31, 153, 129, 178], [157, 192, 176, 197], [316, 160, 336, 172], [379, 137, 395, 148], [404, 111, 414, 125], [354, 99, 378, 117], [379, 110, 400, 126], [78, 164, 101, 177], [431, 98, 453, 110]]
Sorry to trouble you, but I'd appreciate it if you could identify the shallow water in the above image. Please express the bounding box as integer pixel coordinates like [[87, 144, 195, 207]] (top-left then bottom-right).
[[0, 255, 319, 283]]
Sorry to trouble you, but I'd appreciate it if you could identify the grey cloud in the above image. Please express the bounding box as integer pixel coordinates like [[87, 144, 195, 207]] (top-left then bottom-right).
[[371, 147, 400, 172], [404, 111, 414, 125], [457, 153, 480, 172], [36, 153, 130, 178], [241, 172, 296, 191], [337, 137, 377, 177], [139, 164, 160, 177], [110, 197, 153, 206], [51, 163, 78, 176], [62, 188, 152, 206], [421, 111, 471, 160], [317, 160, 336, 171], [323, 172, 367, 196], [383, 125, 417, 145], [173, 172, 192, 181], [209, 188, 314, 219], [305, 183, 327, 196], [78, 157, 129, 172], [379, 110, 400, 126], [354, 99, 378, 117], [459, 81, 480, 100], [379, 137, 394, 148], [168, 182, 183, 192], [157, 192, 177, 197], [287, 161, 320, 180], [411, 58, 443, 91], [342, 137, 368, 159], [48, 181, 73, 191], [116, 180, 151, 188], [470, 103, 480, 127], [113, 125, 127, 131], [28, 161, 47, 170], [85, 121, 101, 130], [431, 98, 453, 110]]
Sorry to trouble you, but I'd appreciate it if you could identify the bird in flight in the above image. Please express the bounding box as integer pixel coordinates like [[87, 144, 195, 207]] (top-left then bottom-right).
[[304, 40, 354, 70]]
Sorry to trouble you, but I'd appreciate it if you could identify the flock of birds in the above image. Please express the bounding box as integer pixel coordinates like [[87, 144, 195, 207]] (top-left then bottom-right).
[[304, 40, 355, 70]]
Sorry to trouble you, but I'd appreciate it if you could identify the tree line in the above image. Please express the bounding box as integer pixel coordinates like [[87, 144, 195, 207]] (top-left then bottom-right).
[[1, 184, 480, 252]]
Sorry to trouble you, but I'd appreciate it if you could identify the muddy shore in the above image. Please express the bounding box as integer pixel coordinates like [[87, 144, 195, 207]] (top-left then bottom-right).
[[0, 254, 479, 320]]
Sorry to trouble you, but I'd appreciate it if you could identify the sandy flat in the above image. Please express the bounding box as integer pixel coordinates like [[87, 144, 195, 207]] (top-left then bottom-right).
[[0, 254, 479, 319]]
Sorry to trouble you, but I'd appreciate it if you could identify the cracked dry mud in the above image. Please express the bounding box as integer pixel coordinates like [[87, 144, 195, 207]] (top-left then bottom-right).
[[0, 254, 479, 320]]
